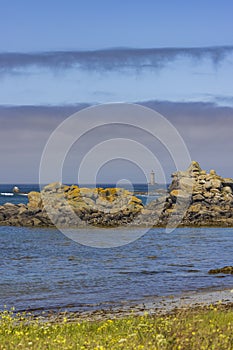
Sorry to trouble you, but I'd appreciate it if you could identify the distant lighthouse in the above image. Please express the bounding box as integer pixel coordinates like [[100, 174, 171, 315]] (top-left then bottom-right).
[[149, 170, 155, 185]]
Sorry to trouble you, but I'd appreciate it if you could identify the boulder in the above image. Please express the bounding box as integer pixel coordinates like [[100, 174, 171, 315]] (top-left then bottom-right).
[[187, 161, 201, 175], [222, 186, 232, 194], [28, 192, 43, 210], [188, 204, 202, 213], [178, 177, 194, 191], [209, 169, 216, 176], [67, 187, 80, 199], [79, 188, 96, 199], [223, 178, 233, 191], [170, 189, 190, 202], [192, 194, 205, 202], [43, 182, 63, 192]]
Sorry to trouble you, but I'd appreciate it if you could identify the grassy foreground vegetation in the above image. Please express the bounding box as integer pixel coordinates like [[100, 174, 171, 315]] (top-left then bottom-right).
[[0, 304, 233, 349]]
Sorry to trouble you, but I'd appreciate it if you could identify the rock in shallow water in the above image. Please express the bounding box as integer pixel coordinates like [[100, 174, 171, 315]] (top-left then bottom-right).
[[208, 266, 233, 275], [1, 184, 143, 228], [142, 160, 233, 227], [1, 161, 233, 228]]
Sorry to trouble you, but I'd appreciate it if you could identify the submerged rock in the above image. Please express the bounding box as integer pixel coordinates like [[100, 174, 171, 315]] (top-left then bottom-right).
[[208, 266, 233, 275]]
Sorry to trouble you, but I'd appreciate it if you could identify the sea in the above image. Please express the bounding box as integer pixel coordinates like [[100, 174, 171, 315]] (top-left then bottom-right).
[[0, 184, 232, 313]]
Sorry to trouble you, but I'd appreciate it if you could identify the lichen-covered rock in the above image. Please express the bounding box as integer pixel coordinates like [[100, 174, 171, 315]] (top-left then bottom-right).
[[28, 192, 42, 210], [23, 184, 143, 227]]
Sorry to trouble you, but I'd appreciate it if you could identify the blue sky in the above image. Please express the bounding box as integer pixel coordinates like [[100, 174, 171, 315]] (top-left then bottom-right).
[[0, 0, 233, 182], [1, 0, 233, 50], [0, 0, 233, 105]]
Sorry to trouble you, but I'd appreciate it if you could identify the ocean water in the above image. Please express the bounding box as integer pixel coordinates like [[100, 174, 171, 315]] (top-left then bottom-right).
[[0, 184, 232, 313], [0, 184, 39, 206], [0, 226, 232, 313]]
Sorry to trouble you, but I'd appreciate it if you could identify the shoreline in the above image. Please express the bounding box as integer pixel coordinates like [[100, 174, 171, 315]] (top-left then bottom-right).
[[23, 288, 233, 323], [2, 292, 233, 350], [1, 221, 233, 229]]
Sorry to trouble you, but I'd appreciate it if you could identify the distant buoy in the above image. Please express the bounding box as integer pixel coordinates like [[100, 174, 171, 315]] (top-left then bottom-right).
[[13, 186, 20, 193]]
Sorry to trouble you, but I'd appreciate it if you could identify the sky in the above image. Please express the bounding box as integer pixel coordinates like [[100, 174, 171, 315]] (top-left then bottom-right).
[[0, 0, 233, 183]]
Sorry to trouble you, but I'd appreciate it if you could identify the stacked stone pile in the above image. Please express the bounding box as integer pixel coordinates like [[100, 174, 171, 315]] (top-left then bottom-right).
[[138, 161, 233, 226]]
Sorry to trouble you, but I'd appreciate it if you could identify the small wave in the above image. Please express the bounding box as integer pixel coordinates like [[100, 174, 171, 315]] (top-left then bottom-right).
[[17, 193, 28, 196], [0, 192, 14, 196]]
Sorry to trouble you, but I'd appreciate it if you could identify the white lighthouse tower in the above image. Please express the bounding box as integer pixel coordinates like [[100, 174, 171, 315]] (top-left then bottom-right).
[[149, 170, 155, 185]]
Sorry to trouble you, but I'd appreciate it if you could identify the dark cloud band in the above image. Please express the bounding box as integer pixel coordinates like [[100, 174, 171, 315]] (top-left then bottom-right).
[[0, 46, 232, 74]]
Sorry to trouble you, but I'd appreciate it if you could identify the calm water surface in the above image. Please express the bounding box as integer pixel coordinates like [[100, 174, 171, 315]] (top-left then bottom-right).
[[0, 226, 232, 313]]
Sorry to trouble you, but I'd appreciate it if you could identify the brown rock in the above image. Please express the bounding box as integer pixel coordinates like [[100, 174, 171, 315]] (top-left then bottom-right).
[[141, 209, 153, 215], [80, 188, 96, 198], [27, 192, 43, 210], [193, 184, 203, 194], [209, 169, 216, 176], [129, 196, 142, 204], [170, 189, 190, 201], [3, 202, 17, 208], [203, 192, 213, 199], [223, 178, 233, 191], [31, 218, 42, 226], [188, 204, 202, 213], [222, 186, 232, 194], [67, 188, 80, 199], [43, 182, 62, 192], [18, 206, 28, 215], [204, 179, 222, 190], [193, 194, 205, 202], [187, 161, 201, 173], [211, 179, 222, 189]]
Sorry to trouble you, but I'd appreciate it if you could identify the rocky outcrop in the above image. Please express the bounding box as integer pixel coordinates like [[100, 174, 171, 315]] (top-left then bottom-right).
[[178, 161, 233, 226], [0, 183, 143, 228], [137, 161, 233, 227], [0, 161, 233, 228]]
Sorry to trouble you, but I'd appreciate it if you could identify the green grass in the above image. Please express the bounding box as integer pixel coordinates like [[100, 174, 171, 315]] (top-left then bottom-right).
[[0, 304, 233, 349]]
